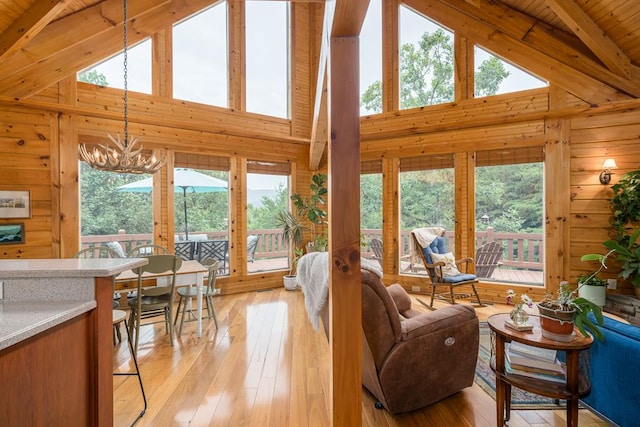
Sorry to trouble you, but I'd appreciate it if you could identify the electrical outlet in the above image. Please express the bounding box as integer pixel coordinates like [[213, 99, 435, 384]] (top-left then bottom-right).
[[607, 279, 617, 290], [411, 286, 421, 292]]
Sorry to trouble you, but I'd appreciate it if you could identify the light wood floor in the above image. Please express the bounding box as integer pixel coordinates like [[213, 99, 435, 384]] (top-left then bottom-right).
[[113, 287, 613, 427]]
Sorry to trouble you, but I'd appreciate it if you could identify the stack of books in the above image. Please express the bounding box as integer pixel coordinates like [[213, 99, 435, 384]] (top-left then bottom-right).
[[505, 341, 566, 384]]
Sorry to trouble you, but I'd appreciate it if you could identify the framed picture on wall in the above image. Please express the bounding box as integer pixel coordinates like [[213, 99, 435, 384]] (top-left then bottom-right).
[[0, 223, 25, 245], [0, 190, 30, 218]]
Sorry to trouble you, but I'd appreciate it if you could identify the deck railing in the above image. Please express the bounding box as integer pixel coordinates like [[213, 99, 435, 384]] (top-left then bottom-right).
[[82, 227, 542, 271]]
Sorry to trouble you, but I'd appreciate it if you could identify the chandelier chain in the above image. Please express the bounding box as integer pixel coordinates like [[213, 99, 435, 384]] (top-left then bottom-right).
[[123, 0, 128, 144]]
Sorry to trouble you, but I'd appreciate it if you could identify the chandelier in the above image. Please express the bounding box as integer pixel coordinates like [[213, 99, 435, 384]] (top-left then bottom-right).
[[78, 0, 165, 174]]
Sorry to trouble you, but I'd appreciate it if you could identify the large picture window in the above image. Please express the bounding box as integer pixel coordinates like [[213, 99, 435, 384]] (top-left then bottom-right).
[[475, 147, 544, 285]]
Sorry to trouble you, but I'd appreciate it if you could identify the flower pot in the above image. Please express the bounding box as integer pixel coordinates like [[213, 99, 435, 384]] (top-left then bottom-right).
[[578, 284, 607, 308], [537, 303, 575, 342], [283, 275, 298, 291]]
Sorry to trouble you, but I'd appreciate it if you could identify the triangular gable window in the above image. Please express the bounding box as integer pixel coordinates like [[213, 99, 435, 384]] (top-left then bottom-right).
[[474, 46, 546, 97]]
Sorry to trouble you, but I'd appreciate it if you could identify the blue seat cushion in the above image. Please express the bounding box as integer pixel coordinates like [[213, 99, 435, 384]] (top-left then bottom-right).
[[443, 273, 477, 283], [422, 236, 447, 264]]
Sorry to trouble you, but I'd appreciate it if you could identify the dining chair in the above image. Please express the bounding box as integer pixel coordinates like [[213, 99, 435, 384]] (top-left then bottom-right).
[[127, 254, 183, 353], [113, 309, 146, 423], [174, 259, 219, 335], [130, 243, 171, 257]]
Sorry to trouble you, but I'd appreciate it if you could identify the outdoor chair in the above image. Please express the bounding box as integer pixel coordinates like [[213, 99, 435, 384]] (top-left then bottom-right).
[[73, 246, 122, 259], [174, 240, 196, 261], [174, 259, 219, 335], [247, 234, 260, 263], [127, 254, 183, 354], [130, 243, 171, 257], [370, 237, 383, 267], [197, 240, 229, 273], [475, 240, 503, 279], [411, 231, 483, 309]]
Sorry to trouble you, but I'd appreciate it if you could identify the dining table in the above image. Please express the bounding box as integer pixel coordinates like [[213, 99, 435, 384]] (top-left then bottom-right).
[[115, 260, 208, 338]]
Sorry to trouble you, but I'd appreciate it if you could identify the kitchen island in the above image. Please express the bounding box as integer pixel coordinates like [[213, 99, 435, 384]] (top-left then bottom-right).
[[0, 258, 147, 427]]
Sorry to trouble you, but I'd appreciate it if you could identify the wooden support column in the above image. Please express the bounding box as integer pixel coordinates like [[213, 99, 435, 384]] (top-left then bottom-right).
[[152, 27, 172, 98], [228, 0, 246, 111], [328, 35, 362, 426], [382, 157, 399, 274], [57, 76, 79, 257], [454, 34, 474, 102], [545, 84, 571, 294]]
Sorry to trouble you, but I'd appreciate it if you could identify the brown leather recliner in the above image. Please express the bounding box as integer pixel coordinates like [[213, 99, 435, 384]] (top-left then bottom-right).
[[360, 269, 479, 414]]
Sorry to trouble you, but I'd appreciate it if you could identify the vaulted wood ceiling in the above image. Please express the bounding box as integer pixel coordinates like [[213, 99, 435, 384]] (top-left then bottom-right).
[[1, 0, 640, 101]]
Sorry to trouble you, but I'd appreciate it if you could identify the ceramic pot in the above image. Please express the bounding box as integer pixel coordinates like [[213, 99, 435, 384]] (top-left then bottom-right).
[[537, 303, 575, 341], [578, 284, 607, 307], [283, 275, 298, 291]]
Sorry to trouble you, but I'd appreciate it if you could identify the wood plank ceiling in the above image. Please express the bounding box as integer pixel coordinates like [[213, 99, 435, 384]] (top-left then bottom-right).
[[1, 0, 640, 103]]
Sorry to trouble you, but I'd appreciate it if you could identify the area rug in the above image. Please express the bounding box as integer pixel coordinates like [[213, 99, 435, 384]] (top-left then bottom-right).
[[475, 322, 566, 409]]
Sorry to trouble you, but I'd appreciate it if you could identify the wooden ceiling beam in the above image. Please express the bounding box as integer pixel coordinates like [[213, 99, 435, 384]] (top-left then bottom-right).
[[0, 0, 71, 63], [543, 0, 631, 79], [431, 0, 640, 97], [331, 0, 369, 37]]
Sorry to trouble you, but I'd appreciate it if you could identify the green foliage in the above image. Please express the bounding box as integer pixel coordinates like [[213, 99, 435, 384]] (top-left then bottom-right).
[[604, 227, 640, 287], [361, 29, 509, 113], [610, 169, 640, 238], [78, 70, 108, 87], [247, 184, 288, 229]]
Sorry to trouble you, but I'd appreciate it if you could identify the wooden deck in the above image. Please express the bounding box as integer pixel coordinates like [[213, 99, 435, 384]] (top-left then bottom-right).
[[248, 257, 544, 285]]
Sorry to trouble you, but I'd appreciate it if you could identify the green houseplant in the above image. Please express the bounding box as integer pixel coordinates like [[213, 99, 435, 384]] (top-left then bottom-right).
[[290, 173, 328, 252], [603, 227, 640, 298], [610, 169, 640, 238], [537, 251, 612, 342]]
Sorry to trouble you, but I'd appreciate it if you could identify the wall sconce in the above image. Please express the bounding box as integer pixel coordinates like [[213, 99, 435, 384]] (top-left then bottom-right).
[[599, 158, 618, 184]]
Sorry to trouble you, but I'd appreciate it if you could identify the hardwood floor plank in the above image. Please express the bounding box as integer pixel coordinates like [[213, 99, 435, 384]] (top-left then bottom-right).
[[111, 287, 613, 427]]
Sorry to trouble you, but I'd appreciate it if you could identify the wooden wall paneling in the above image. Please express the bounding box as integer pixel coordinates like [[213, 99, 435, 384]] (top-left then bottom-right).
[[291, 3, 313, 139], [360, 88, 551, 140], [228, 0, 245, 112], [328, 34, 362, 427], [402, 0, 632, 104], [152, 27, 172, 97], [454, 34, 473, 102], [382, 0, 399, 112], [57, 76, 78, 258], [545, 84, 571, 295], [74, 85, 296, 143]]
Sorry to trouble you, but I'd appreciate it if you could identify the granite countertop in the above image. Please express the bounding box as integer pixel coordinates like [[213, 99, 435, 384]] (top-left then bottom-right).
[[0, 258, 147, 278], [0, 300, 96, 351]]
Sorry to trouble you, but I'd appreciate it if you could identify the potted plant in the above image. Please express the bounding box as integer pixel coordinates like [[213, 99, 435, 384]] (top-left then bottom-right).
[[291, 173, 328, 252], [275, 210, 307, 290], [577, 249, 615, 308], [537, 251, 611, 342], [603, 227, 640, 299]]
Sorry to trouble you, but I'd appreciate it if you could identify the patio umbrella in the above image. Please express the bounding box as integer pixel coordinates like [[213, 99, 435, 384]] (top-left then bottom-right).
[[117, 168, 228, 238]]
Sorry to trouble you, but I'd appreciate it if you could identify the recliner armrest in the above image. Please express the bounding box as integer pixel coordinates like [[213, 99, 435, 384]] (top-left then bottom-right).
[[399, 304, 477, 341]]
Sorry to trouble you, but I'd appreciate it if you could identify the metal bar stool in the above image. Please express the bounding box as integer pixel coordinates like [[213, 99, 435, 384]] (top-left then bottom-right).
[[113, 309, 147, 425]]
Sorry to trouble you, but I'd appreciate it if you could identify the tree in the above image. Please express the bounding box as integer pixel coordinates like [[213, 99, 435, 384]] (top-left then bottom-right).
[[78, 70, 108, 87], [361, 29, 509, 112]]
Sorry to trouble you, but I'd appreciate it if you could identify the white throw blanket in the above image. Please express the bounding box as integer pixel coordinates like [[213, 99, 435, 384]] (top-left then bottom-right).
[[409, 226, 445, 265], [297, 252, 382, 331]]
